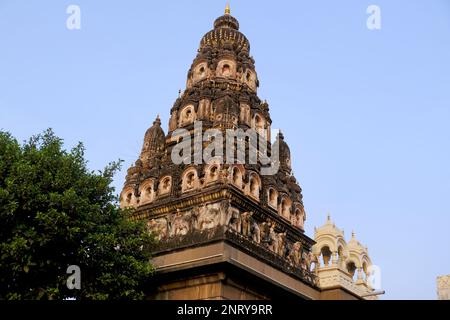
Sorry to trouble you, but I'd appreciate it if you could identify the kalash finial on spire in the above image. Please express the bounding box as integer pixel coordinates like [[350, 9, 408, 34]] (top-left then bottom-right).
[[153, 114, 161, 126], [225, 3, 231, 15]]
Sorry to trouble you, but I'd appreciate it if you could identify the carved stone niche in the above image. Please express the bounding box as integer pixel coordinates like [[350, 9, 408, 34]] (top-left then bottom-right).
[[158, 176, 172, 196], [120, 186, 137, 209], [179, 104, 196, 127], [204, 162, 221, 185], [279, 196, 292, 221], [139, 179, 155, 205], [246, 173, 261, 201], [216, 59, 236, 78], [230, 166, 244, 189], [181, 168, 199, 193], [267, 187, 278, 210], [292, 205, 305, 231], [192, 61, 209, 84]]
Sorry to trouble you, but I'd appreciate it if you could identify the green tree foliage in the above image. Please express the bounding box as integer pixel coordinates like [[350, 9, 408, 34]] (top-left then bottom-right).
[[0, 129, 153, 300]]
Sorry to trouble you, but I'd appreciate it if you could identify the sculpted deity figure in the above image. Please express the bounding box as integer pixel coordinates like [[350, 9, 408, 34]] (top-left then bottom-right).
[[190, 205, 201, 230], [241, 211, 253, 237], [148, 218, 168, 240], [259, 221, 270, 245], [267, 225, 279, 253], [251, 221, 261, 243], [198, 204, 220, 230], [277, 232, 287, 256], [287, 241, 302, 265], [228, 209, 241, 233], [186, 173, 195, 189], [171, 210, 190, 237], [219, 199, 232, 225]]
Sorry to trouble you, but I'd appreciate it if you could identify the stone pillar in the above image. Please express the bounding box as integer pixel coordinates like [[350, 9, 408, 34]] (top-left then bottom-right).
[[331, 251, 338, 266], [357, 268, 364, 281]]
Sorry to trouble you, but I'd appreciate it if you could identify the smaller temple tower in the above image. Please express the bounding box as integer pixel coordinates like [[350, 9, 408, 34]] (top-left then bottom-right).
[[312, 215, 379, 299]]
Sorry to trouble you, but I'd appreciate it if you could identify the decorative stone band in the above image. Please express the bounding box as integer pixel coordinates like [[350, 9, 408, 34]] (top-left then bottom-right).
[[150, 225, 318, 288]]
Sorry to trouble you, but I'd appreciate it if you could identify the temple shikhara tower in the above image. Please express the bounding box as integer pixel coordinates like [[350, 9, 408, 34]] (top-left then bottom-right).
[[120, 6, 379, 300]]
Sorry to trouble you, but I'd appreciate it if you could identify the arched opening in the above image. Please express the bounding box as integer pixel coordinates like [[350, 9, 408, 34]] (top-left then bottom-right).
[[268, 188, 277, 208], [293, 208, 304, 229], [222, 64, 231, 76], [250, 178, 259, 199], [160, 177, 172, 194], [180, 105, 195, 126], [185, 172, 195, 189], [209, 165, 218, 179], [281, 198, 290, 219], [232, 167, 242, 187], [321, 246, 332, 267], [126, 193, 132, 204], [347, 261, 357, 280], [139, 180, 155, 205]]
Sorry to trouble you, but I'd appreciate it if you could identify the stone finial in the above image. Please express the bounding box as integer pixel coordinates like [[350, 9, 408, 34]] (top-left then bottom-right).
[[225, 3, 231, 15], [153, 114, 161, 126]]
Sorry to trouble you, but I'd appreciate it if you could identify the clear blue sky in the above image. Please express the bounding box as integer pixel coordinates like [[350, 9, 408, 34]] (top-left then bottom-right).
[[1, 0, 449, 299]]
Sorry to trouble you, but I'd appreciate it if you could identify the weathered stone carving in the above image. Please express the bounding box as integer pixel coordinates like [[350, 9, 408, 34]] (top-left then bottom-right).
[[267, 224, 278, 253], [241, 211, 253, 237], [170, 210, 190, 237], [198, 204, 221, 230], [148, 217, 168, 240], [287, 241, 302, 265], [250, 221, 261, 244], [227, 208, 241, 233], [277, 232, 287, 256]]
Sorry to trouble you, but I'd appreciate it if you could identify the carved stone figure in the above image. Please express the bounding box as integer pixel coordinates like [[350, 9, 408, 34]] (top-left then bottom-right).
[[287, 241, 302, 265], [228, 209, 241, 232], [260, 221, 270, 245], [251, 221, 261, 243], [190, 205, 201, 230], [219, 199, 232, 225], [148, 218, 168, 240], [267, 225, 279, 253], [241, 211, 253, 237], [277, 232, 287, 256], [171, 210, 190, 237], [198, 205, 220, 230]]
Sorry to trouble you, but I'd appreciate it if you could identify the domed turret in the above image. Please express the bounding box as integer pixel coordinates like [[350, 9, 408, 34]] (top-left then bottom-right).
[[200, 6, 249, 54], [140, 115, 166, 163]]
